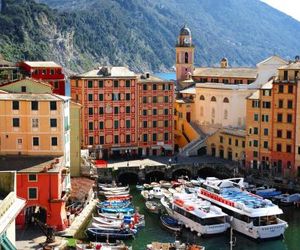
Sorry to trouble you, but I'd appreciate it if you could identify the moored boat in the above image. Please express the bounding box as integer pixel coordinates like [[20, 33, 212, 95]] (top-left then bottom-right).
[[146, 241, 205, 250], [160, 214, 181, 232], [86, 228, 136, 240], [100, 185, 129, 192], [280, 193, 300, 206], [198, 177, 288, 240], [149, 187, 164, 199], [76, 241, 132, 250], [141, 190, 153, 200], [100, 206, 135, 214], [145, 201, 162, 214]]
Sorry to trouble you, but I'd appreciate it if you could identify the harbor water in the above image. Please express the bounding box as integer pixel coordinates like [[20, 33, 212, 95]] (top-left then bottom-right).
[[122, 186, 299, 250]]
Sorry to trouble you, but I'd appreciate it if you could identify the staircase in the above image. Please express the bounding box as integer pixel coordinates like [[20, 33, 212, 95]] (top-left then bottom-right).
[[179, 135, 208, 157]]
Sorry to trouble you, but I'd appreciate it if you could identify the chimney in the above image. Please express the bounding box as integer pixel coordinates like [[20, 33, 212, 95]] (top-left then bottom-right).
[[220, 58, 228, 68]]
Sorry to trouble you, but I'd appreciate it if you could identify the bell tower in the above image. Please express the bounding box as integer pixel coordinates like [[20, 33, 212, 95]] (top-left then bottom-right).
[[176, 24, 195, 81]]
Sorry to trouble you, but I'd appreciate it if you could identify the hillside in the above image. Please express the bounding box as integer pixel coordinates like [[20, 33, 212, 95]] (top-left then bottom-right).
[[1, 0, 300, 73]]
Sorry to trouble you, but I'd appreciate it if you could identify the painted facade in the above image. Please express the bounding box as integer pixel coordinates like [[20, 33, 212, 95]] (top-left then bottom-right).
[[18, 61, 65, 95]]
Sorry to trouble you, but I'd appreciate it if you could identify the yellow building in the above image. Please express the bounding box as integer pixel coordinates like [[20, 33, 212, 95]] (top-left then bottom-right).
[[206, 128, 246, 163], [0, 93, 70, 160], [70, 101, 82, 177]]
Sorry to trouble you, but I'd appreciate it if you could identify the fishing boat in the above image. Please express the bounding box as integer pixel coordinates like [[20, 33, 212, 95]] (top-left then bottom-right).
[[90, 222, 126, 231], [100, 206, 135, 214], [159, 180, 172, 188], [143, 183, 152, 190], [76, 241, 132, 250], [141, 190, 153, 200], [149, 187, 164, 199], [145, 201, 162, 214], [151, 182, 160, 188], [280, 193, 300, 206], [198, 177, 288, 240], [97, 213, 126, 220], [146, 241, 205, 250], [100, 185, 129, 192], [161, 188, 172, 199], [165, 193, 229, 236], [136, 184, 144, 190], [86, 228, 136, 240], [93, 217, 124, 227], [103, 190, 130, 197], [98, 200, 130, 208], [106, 194, 132, 201], [160, 214, 181, 232]]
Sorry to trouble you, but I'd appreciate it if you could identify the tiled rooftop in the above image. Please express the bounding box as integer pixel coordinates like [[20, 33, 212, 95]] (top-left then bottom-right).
[[23, 61, 62, 68], [193, 67, 257, 78]]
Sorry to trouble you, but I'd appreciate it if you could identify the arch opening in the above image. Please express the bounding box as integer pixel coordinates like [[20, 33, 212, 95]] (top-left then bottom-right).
[[197, 167, 220, 179], [25, 206, 47, 226], [145, 171, 166, 183], [172, 169, 191, 180], [118, 172, 139, 185]]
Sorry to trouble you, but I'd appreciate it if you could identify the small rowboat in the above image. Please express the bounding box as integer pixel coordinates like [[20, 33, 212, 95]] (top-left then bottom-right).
[[145, 201, 161, 214], [151, 182, 160, 188], [160, 214, 181, 232], [159, 181, 172, 189], [93, 217, 123, 227], [101, 206, 135, 214], [143, 183, 152, 190], [106, 195, 132, 201], [86, 228, 136, 240], [97, 212, 125, 220], [141, 190, 153, 200], [100, 185, 129, 192], [76, 241, 132, 250]]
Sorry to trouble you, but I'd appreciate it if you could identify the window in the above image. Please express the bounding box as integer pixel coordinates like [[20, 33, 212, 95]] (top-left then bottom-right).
[[164, 120, 168, 127], [252, 100, 260, 108], [88, 94, 93, 101], [212, 78, 219, 83], [164, 109, 169, 115], [283, 71, 288, 81], [185, 52, 189, 63], [287, 100, 293, 109], [234, 79, 242, 84], [264, 128, 268, 136], [220, 136, 223, 143], [254, 114, 259, 121], [54, 81, 59, 89], [99, 107, 104, 115], [223, 79, 229, 84], [211, 96, 216, 102], [28, 174, 37, 182], [152, 133, 157, 141], [262, 101, 271, 109], [126, 93, 130, 100], [277, 113, 282, 122], [88, 122, 93, 131], [126, 106, 130, 113], [224, 110, 228, 120], [143, 121, 147, 128], [42, 69, 47, 75], [89, 136, 94, 145], [28, 188, 37, 200], [13, 118, 20, 127], [277, 144, 282, 152], [125, 80, 130, 88], [51, 137, 58, 146], [99, 94, 104, 101], [50, 101, 57, 110], [263, 141, 268, 149], [287, 114, 293, 123], [88, 80, 93, 88], [164, 133, 169, 141], [153, 109, 157, 115], [242, 141, 245, 148], [50, 119, 57, 128], [143, 134, 148, 142], [153, 121, 157, 128], [33, 137, 39, 146], [164, 96, 169, 103], [228, 138, 232, 145], [286, 145, 292, 153], [278, 99, 283, 108], [126, 120, 130, 128], [253, 151, 258, 157], [12, 101, 19, 110], [88, 107, 93, 115], [143, 97, 147, 103], [32, 118, 38, 128], [31, 101, 38, 110], [17, 139, 22, 144], [99, 121, 104, 130], [287, 130, 292, 139], [114, 107, 119, 114], [153, 84, 157, 90], [143, 84, 147, 90], [288, 85, 293, 93], [253, 140, 258, 147], [153, 96, 157, 103], [253, 127, 258, 135], [277, 130, 282, 138], [200, 95, 205, 101], [262, 115, 269, 122], [100, 136, 105, 144], [143, 109, 147, 116], [21, 86, 26, 92], [113, 93, 120, 101], [126, 135, 131, 143], [114, 120, 119, 129], [278, 85, 284, 93], [223, 97, 229, 103], [98, 80, 104, 88], [235, 139, 238, 147], [114, 80, 119, 88], [263, 90, 271, 96]]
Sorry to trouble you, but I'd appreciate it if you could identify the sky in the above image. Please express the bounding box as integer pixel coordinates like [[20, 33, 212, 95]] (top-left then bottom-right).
[[261, 0, 300, 22]]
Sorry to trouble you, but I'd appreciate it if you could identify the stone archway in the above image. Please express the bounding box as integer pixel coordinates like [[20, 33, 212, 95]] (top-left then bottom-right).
[[172, 168, 191, 180], [145, 171, 166, 183], [117, 172, 139, 185], [197, 167, 219, 179]]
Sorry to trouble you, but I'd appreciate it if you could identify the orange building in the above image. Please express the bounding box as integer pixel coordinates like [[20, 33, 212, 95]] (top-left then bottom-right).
[[137, 74, 174, 156], [70, 67, 174, 158], [1, 156, 69, 231], [246, 58, 300, 179]]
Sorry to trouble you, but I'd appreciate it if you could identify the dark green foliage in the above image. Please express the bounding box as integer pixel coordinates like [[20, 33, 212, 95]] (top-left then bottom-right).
[[1, 0, 300, 74]]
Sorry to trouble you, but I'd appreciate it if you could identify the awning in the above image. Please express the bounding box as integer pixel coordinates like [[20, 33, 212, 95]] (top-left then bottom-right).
[[162, 145, 173, 151]]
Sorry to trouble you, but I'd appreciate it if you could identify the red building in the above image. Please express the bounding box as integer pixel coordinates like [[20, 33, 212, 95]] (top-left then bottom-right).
[[18, 61, 66, 95], [0, 156, 69, 231]]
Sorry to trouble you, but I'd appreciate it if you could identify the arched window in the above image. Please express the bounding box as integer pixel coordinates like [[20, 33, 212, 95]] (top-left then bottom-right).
[[212, 108, 215, 118], [200, 95, 205, 101], [224, 109, 228, 120], [185, 52, 189, 64], [223, 97, 229, 103], [200, 106, 204, 116], [211, 96, 216, 102]]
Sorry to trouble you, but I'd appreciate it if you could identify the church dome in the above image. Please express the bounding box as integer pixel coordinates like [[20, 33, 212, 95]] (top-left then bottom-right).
[[180, 24, 191, 36]]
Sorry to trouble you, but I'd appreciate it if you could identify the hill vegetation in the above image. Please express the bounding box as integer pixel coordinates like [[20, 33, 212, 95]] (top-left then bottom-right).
[[1, 0, 300, 73]]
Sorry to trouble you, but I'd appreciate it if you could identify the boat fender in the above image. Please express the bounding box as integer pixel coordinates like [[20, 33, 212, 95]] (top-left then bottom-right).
[[190, 228, 194, 232], [197, 233, 201, 237]]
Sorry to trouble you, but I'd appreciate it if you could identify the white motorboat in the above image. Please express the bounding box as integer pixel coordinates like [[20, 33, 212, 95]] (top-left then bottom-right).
[[198, 177, 288, 240], [159, 180, 172, 188], [100, 185, 129, 192], [145, 201, 162, 214], [165, 193, 229, 236], [141, 190, 153, 200], [149, 187, 164, 199]]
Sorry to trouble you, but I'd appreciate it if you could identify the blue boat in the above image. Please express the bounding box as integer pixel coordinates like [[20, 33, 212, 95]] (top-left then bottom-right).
[[160, 214, 181, 232], [100, 206, 135, 214], [86, 228, 135, 240], [256, 189, 282, 199], [98, 200, 130, 208]]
